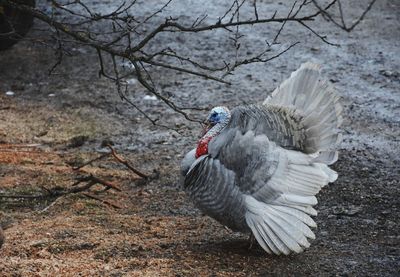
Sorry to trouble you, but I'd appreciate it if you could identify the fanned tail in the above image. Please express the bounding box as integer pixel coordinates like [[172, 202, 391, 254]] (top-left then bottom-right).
[[245, 195, 316, 255], [246, 148, 338, 254], [264, 62, 343, 164]]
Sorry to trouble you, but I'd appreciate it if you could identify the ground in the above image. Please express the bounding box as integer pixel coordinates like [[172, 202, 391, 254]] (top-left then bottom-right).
[[0, 0, 399, 276]]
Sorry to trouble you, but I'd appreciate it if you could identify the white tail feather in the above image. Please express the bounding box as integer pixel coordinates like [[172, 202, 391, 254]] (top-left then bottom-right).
[[245, 195, 316, 255], [247, 147, 338, 254], [264, 62, 343, 161]]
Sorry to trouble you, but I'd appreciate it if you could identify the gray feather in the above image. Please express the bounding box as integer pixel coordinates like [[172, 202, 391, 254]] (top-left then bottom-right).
[[184, 156, 248, 231], [181, 148, 196, 176]]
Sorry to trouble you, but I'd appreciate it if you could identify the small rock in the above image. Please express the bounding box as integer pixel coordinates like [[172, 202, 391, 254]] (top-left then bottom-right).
[[48, 93, 56, 97], [381, 209, 391, 215], [30, 239, 49, 248], [37, 249, 52, 258], [36, 130, 48, 137], [121, 61, 136, 69], [143, 95, 157, 101], [319, 231, 328, 236], [138, 190, 150, 197], [11, 84, 25, 91], [126, 78, 137, 85], [100, 139, 114, 148], [5, 91, 14, 96], [333, 205, 362, 216], [379, 69, 399, 79], [68, 135, 89, 148]]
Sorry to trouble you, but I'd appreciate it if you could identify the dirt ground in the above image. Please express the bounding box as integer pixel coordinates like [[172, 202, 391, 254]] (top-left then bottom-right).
[[0, 0, 399, 276]]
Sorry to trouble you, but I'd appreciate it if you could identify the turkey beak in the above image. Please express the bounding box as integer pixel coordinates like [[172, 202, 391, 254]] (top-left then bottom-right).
[[200, 121, 211, 137]]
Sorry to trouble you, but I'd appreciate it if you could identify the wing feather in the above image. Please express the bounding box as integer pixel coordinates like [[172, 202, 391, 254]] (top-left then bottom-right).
[[184, 156, 247, 231]]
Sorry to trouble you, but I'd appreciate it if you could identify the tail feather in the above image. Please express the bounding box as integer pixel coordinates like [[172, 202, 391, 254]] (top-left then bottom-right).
[[265, 212, 303, 253], [245, 195, 316, 255], [253, 220, 283, 255], [312, 150, 338, 165], [245, 147, 339, 254], [266, 206, 311, 248], [264, 62, 343, 160], [272, 205, 316, 232], [290, 205, 318, 216], [253, 222, 274, 254]]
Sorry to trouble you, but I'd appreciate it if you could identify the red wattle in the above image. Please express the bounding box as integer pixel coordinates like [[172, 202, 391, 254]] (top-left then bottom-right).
[[195, 137, 212, 158]]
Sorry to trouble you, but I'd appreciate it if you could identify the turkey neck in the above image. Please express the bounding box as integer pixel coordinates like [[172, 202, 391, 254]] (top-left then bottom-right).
[[203, 121, 228, 139]]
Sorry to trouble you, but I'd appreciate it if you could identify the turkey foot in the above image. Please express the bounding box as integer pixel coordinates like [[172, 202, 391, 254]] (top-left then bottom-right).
[[247, 233, 255, 250]]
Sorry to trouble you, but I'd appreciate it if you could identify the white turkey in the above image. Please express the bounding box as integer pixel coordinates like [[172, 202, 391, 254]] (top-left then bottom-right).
[[180, 62, 343, 255]]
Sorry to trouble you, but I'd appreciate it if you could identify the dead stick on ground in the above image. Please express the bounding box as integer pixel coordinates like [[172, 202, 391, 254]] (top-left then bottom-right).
[[87, 175, 122, 191], [82, 192, 123, 209], [73, 152, 111, 170], [71, 145, 149, 180], [39, 196, 64, 213], [106, 144, 149, 179], [0, 177, 120, 199], [0, 143, 42, 148]]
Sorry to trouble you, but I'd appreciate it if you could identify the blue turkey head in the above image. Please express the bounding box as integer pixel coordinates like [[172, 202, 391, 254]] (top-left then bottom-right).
[[206, 106, 231, 125], [200, 106, 231, 137]]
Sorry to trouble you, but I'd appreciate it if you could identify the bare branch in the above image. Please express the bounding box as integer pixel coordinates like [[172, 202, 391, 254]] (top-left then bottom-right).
[[0, 175, 120, 199], [253, 0, 259, 21], [299, 21, 339, 46], [272, 0, 298, 44], [312, 0, 377, 32], [0, 0, 376, 127]]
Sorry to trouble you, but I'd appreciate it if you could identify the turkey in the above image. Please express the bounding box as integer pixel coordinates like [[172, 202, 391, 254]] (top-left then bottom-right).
[[180, 62, 343, 255]]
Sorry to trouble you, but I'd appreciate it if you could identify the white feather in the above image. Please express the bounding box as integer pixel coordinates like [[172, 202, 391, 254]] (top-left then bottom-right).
[[264, 62, 343, 157], [245, 195, 316, 255]]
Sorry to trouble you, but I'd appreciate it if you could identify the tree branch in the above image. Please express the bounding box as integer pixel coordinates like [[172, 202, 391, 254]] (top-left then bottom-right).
[[0, 0, 376, 128]]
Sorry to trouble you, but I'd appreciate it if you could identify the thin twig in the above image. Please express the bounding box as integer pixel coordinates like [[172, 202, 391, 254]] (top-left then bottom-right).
[[73, 153, 111, 170], [311, 0, 377, 32], [82, 192, 123, 209], [86, 175, 122, 192], [106, 145, 149, 179], [39, 196, 64, 213]]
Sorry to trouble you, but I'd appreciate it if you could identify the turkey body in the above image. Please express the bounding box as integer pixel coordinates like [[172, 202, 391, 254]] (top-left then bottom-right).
[[181, 63, 342, 255]]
